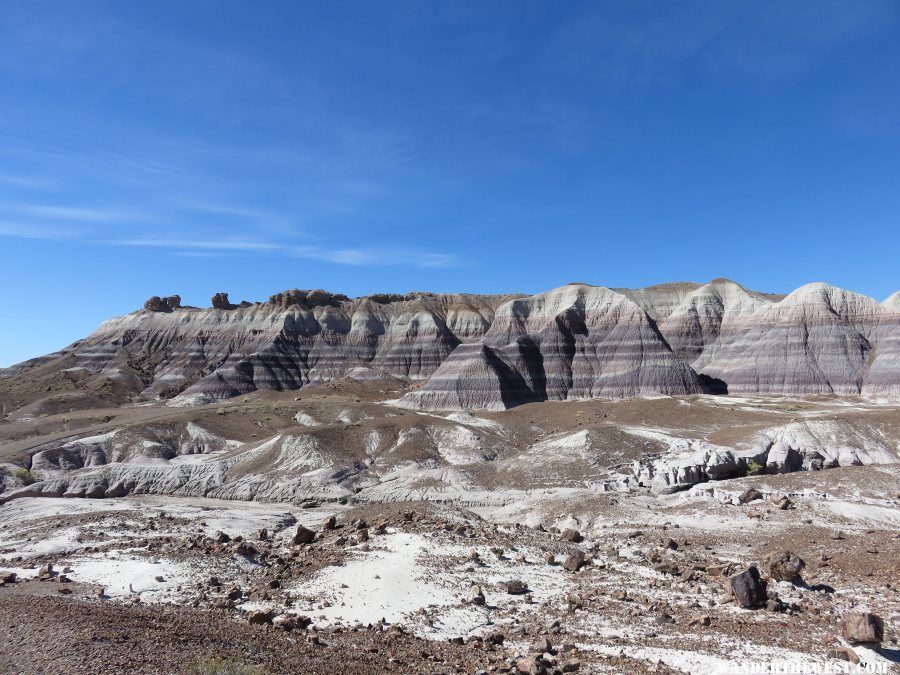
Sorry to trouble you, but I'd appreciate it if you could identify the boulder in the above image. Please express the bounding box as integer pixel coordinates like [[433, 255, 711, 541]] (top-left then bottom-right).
[[561, 528, 583, 543], [273, 614, 311, 631], [654, 562, 680, 575], [466, 585, 486, 606], [827, 647, 860, 664], [516, 655, 547, 674], [272, 614, 295, 631], [566, 592, 585, 610], [530, 636, 552, 654], [292, 525, 316, 546], [738, 488, 763, 504], [767, 551, 805, 583], [320, 515, 337, 532], [247, 609, 275, 625], [499, 579, 528, 595], [774, 496, 793, 510], [485, 631, 505, 645], [235, 542, 257, 557], [562, 549, 586, 572], [842, 612, 884, 645], [728, 567, 766, 609]]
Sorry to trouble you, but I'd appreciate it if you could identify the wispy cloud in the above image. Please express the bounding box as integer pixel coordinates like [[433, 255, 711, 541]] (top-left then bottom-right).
[[107, 237, 280, 252], [0, 191, 466, 267], [2, 129, 193, 188], [0, 222, 465, 267], [179, 200, 299, 236], [180, 201, 278, 221], [289, 246, 464, 268], [103, 236, 464, 268], [170, 250, 226, 258], [17, 204, 146, 222], [297, 246, 464, 268], [0, 221, 79, 240], [0, 174, 52, 189]]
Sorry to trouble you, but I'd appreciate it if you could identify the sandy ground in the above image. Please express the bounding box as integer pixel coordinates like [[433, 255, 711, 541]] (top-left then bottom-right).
[[2, 382, 900, 673], [1, 479, 898, 674]]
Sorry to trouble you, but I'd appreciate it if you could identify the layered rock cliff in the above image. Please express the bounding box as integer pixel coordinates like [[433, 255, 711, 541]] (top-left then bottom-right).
[[401, 280, 900, 408], [400, 285, 704, 410], [3, 290, 519, 406], [4, 280, 899, 410]]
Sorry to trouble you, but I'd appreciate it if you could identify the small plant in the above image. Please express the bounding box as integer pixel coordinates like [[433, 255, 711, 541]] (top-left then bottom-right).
[[745, 460, 765, 476], [338, 496, 349, 505], [188, 657, 265, 675], [14, 467, 41, 486], [216, 408, 227, 416]]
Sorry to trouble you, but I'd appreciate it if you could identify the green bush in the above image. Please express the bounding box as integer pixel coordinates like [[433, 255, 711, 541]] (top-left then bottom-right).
[[745, 460, 765, 476], [14, 468, 41, 486]]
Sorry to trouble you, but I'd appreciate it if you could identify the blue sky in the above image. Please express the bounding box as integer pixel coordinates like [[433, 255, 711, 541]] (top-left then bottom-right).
[[1, 1, 899, 366]]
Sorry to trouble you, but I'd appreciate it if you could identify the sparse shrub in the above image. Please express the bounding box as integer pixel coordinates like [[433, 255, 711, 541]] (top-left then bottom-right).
[[188, 656, 265, 675], [216, 408, 227, 416], [14, 468, 41, 486], [338, 496, 349, 505], [745, 460, 765, 476]]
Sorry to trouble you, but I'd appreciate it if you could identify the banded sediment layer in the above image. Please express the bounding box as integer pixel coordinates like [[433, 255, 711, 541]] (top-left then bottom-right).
[[2, 280, 898, 411]]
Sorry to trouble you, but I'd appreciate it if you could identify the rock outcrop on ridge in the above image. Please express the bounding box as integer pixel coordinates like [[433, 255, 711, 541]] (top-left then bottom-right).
[[143, 295, 181, 312], [3, 280, 899, 410]]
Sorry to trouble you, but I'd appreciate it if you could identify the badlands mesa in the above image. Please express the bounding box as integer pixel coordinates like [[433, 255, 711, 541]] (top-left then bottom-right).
[[1, 279, 899, 674], [4, 278, 899, 410]]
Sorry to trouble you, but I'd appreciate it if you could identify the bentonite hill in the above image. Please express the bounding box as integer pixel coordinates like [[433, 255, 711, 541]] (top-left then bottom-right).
[[3, 279, 899, 415], [1, 279, 899, 674]]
